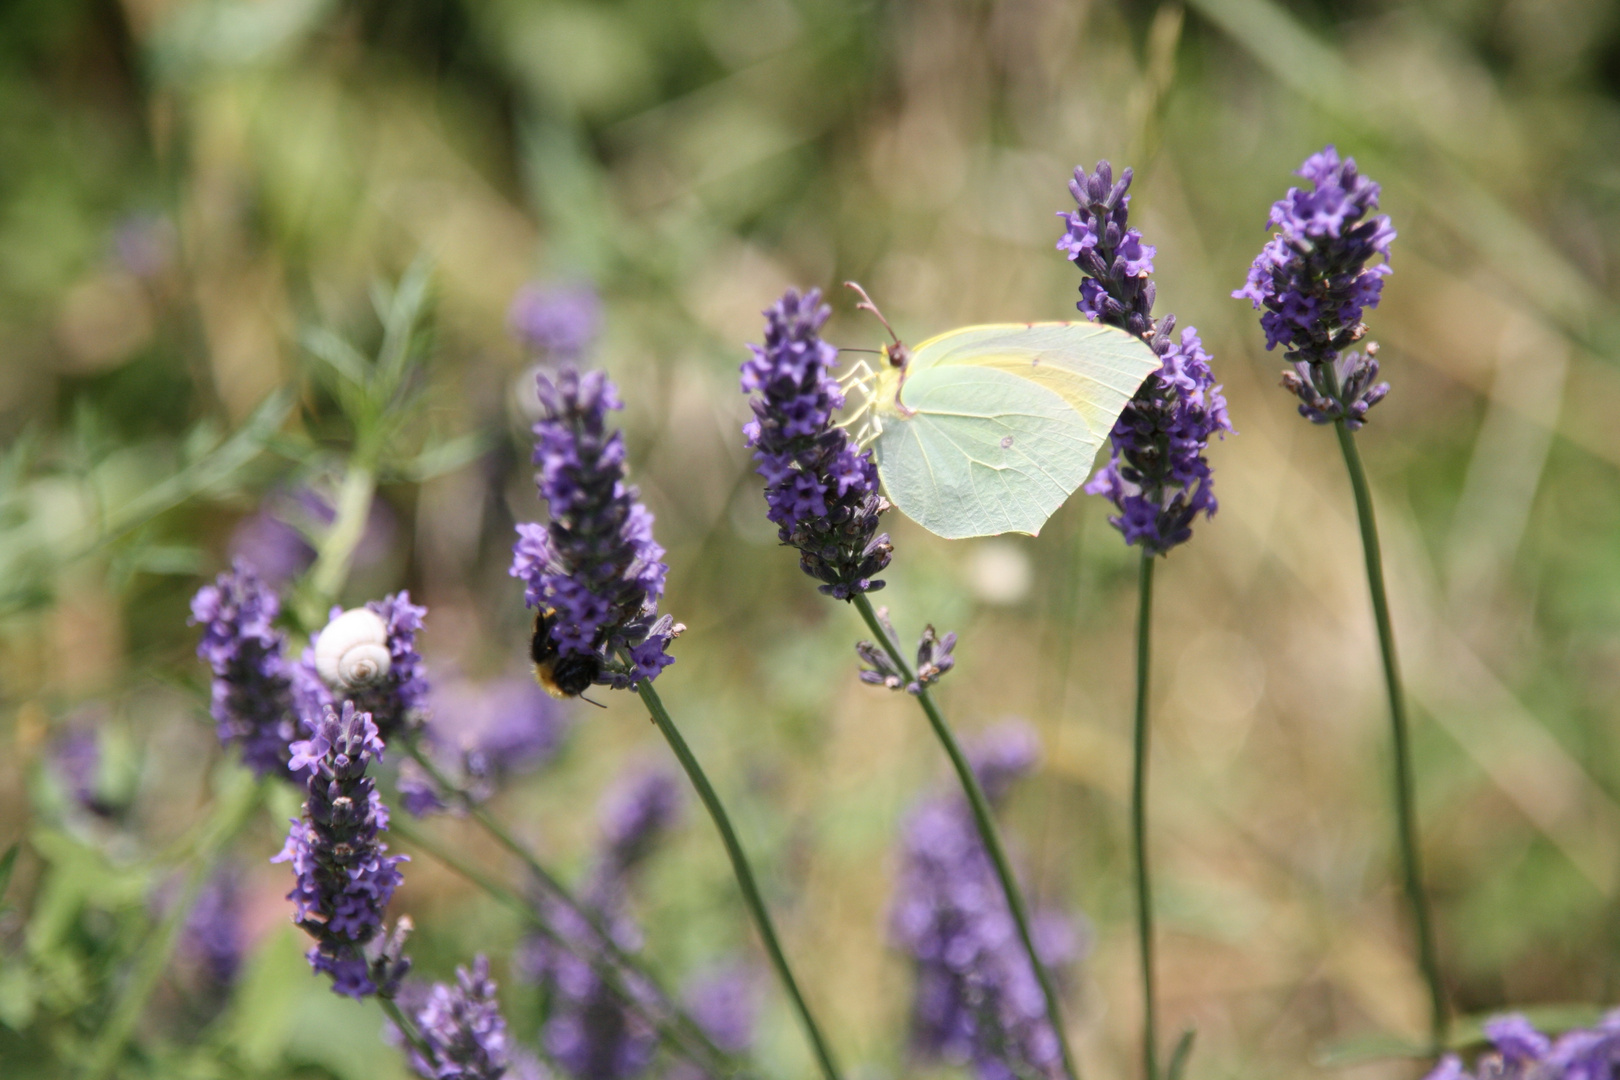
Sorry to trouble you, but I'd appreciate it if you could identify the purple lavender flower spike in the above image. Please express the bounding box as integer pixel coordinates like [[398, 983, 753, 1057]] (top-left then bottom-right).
[[743, 288, 893, 600], [184, 865, 246, 986], [405, 676, 574, 817], [510, 366, 681, 691], [405, 955, 510, 1080], [509, 282, 602, 361], [1422, 1011, 1620, 1080], [518, 767, 681, 1080], [1235, 146, 1396, 429], [273, 700, 410, 998], [48, 721, 114, 817], [890, 722, 1080, 1080], [1060, 161, 1233, 556], [663, 963, 759, 1080], [190, 559, 300, 778]]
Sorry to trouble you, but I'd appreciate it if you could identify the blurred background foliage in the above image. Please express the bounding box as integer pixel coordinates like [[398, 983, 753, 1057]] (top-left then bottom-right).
[[4, 0, 1620, 1076]]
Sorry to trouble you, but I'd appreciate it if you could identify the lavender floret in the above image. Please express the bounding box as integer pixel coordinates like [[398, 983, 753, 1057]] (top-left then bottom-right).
[[510, 367, 680, 690], [406, 955, 510, 1080], [890, 723, 1081, 1080], [273, 700, 410, 998], [856, 608, 956, 695], [1235, 146, 1396, 429], [190, 559, 299, 778], [1060, 162, 1232, 555], [743, 289, 893, 600]]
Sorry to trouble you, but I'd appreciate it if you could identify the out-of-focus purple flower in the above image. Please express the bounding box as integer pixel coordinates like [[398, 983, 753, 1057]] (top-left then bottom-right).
[[273, 701, 410, 999], [404, 676, 575, 817], [890, 722, 1081, 1080], [112, 213, 177, 280], [1235, 146, 1395, 429], [184, 865, 246, 986], [47, 722, 115, 817], [509, 282, 602, 361], [1060, 161, 1232, 556], [742, 289, 893, 600], [662, 963, 759, 1080], [229, 488, 396, 590], [510, 367, 681, 690], [857, 609, 957, 696], [298, 594, 429, 742], [404, 955, 510, 1080], [190, 560, 300, 778], [517, 768, 682, 1080], [1424, 1011, 1620, 1080]]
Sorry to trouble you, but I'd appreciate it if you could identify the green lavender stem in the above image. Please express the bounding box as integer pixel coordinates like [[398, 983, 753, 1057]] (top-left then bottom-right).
[[1132, 552, 1159, 1080], [636, 680, 845, 1080], [1331, 417, 1448, 1051], [395, 740, 739, 1075], [380, 996, 437, 1064], [82, 775, 267, 1080], [851, 592, 1081, 1080]]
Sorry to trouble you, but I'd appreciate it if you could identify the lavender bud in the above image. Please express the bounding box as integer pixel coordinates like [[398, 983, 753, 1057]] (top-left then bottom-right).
[[190, 559, 300, 778], [1235, 146, 1396, 427], [743, 289, 892, 600], [856, 614, 956, 696], [510, 366, 681, 690]]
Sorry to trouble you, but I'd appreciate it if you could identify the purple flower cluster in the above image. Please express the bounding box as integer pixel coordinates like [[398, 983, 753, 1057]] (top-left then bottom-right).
[[405, 955, 510, 1080], [191, 559, 299, 778], [518, 769, 683, 1080], [1426, 1012, 1620, 1080], [229, 486, 394, 589], [1235, 146, 1396, 429], [511, 367, 680, 689], [509, 282, 602, 361], [402, 676, 573, 817], [743, 289, 893, 600], [48, 722, 114, 818], [1059, 162, 1232, 555], [890, 723, 1082, 1080], [664, 964, 759, 1080], [184, 866, 246, 986], [274, 701, 410, 998], [295, 594, 430, 743]]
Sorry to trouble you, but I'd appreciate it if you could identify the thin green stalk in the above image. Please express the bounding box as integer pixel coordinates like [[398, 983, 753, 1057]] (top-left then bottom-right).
[[1132, 552, 1159, 1080], [851, 593, 1081, 1080], [298, 452, 378, 626], [1331, 418, 1448, 1051], [380, 995, 436, 1064], [389, 767, 739, 1076], [82, 776, 268, 1080], [636, 680, 844, 1080]]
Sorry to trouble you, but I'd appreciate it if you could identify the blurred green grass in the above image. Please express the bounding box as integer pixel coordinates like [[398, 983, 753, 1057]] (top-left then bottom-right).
[[6, 0, 1620, 1076]]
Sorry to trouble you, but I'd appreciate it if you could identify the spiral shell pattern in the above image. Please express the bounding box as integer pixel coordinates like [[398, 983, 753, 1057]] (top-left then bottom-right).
[[314, 608, 392, 689]]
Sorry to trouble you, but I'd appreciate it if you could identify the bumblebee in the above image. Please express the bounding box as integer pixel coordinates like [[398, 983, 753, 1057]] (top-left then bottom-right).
[[531, 608, 602, 699]]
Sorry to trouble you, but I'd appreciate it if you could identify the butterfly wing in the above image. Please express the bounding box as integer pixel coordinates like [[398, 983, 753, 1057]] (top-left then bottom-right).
[[874, 365, 1095, 539], [871, 322, 1158, 539], [906, 321, 1160, 435]]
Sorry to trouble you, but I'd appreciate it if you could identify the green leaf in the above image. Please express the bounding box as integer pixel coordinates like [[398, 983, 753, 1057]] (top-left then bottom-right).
[[1313, 1032, 1428, 1068], [1166, 1026, 1197, 1080]]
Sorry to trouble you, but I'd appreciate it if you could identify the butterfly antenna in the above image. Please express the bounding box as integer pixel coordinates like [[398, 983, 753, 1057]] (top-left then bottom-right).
[[844, 281, 902, 347]]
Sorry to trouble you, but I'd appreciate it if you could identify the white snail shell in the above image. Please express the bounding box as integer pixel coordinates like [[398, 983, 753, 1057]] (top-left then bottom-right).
[[314, 608, 392, 689]]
